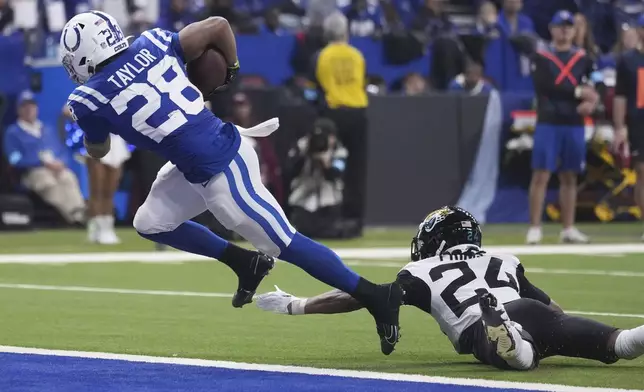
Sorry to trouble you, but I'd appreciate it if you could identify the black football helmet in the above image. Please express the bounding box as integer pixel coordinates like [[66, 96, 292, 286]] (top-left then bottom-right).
[[411, 206, 482, 261]]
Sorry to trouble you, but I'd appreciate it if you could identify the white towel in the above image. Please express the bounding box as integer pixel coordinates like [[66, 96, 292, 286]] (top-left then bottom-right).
[[236, 118, 280, 138]]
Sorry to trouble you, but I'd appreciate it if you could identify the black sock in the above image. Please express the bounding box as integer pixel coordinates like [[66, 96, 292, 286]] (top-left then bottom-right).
[[219, 243, 257, 275], [350, 278, 378, 305]]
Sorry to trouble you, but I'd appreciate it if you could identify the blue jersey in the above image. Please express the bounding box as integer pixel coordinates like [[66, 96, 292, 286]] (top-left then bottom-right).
[[67, 28, 241, 184]]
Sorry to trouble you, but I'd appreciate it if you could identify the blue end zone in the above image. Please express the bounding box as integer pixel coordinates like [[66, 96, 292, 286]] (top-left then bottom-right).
[[0, 353, 533, 392]]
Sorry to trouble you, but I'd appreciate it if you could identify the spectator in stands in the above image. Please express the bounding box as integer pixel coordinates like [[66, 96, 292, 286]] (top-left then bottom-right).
[[448, 62, 494, 95], [157, 0, 198, 32], [307, 0, 339, 28], [411, 0, 453, 44], [260, 7, 287, 35], [598, 25, 640, 70], [573, 13, 600, 60], [615, 25, 641, 54], [92, 0, 148, 35], [613, 15, 644, 240], [498, 0, 534, 35], [2, 92, 85, 225], [0, 0, 14, 35], [380, 0, 405, 34], [379, 1, 423, 66], [411, 0, 466, 90], [315, 11, 368, 233], [615, 0, 644, 25], [343, 0, 382, 37], [401, 72, 428, 96], [475, 1, 500, 38], [203, 0, 255, 33]]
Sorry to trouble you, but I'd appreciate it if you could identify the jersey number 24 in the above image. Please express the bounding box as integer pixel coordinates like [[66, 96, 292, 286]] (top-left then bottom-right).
[[429, 257, 519, 318]]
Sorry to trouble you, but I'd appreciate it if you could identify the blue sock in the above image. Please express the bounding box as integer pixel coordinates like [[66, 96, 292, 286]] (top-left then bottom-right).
[[138, 221, 229, 259], [279, 233, 360, 293]]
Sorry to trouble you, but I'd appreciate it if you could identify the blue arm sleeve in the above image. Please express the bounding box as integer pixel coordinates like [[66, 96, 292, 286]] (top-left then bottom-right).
[[77, 115, 111, 144], [170, 32, 185, 63]]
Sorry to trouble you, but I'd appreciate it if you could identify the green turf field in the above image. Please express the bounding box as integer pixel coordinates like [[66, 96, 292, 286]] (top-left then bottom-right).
[[0, 224, 643, 389]]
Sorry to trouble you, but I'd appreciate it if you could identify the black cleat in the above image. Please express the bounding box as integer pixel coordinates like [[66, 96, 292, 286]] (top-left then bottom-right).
[[365, 283, 404, 355], [231, 253, 275, 308], [479, 293, 517, 358]]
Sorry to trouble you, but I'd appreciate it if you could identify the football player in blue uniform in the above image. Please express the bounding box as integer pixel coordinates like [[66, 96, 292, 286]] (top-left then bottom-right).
[[60, 11, 402, 354]]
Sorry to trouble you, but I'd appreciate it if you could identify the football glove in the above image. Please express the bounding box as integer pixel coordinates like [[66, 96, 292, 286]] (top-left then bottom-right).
[[255, 286, 298, 315], [209, 60, 240, 97]]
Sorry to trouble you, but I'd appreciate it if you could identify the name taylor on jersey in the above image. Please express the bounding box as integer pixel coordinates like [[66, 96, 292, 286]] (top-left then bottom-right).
[[106, 48, 158, 88]]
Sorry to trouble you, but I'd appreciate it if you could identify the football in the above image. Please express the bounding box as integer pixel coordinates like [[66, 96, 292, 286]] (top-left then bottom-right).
[[187, 49, 228, 96]]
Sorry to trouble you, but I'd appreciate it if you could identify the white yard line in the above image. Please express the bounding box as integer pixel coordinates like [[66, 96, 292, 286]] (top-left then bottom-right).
[[2, 243, 644, 265], [0, 283, 231, 298], [0, 283, 642, 320], [0, 345, 640, 392]]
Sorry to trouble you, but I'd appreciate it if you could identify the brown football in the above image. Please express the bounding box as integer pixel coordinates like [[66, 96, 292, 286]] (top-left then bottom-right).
[[187, 49, 227, 96]]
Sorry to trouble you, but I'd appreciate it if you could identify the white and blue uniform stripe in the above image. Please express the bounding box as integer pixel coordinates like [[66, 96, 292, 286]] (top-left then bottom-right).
[[135, 137, 296, 257], [223, 151, 295, 251]]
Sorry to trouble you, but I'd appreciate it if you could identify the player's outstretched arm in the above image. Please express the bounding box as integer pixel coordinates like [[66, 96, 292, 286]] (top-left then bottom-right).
[[178, 17, 238, 66], [516, 264, 563, 312], [256, 286, 363, 315]]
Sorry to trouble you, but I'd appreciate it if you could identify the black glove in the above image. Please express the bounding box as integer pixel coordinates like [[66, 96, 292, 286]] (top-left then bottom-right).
[[210, 60, 240, 97], [225, 60, 240, 85]]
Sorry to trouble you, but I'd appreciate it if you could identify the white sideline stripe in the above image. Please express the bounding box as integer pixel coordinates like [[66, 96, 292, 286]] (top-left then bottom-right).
[[0, 283, 643, 320], [0, 346, 640, 392], [3, 243, 644, 264], [568, 311, 644, 320], [0, 283, 231, 298]]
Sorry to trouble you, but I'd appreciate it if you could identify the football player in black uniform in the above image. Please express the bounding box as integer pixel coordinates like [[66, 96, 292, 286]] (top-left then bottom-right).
[[257, 206, 644, 370]]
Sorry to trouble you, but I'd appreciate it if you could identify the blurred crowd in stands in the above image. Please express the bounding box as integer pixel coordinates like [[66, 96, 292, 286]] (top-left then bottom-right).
[[1, 0, 644, 235], [0, 0, 642, 93]]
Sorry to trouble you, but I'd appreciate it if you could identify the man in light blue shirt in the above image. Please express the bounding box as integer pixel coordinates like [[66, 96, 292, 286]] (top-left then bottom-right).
[[3, 91, 85, 224]]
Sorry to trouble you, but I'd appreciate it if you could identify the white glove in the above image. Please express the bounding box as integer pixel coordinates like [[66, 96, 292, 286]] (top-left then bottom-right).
[[255, 286, 299, 315]]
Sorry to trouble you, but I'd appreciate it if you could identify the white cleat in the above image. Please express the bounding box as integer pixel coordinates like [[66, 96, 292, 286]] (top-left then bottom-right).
[[256, 286, 298, 315], [96, 216, 121, 245], [525, 227, 542, 245], [560, 227, 589, 244], [97, 229, 121, 245]]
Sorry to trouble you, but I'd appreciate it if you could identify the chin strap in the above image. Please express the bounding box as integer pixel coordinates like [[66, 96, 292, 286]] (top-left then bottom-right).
[[435, 240, 447, 257]]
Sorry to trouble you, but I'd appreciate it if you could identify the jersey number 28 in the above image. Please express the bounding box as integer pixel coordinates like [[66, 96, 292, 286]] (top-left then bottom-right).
[[110, 56, 202, 142], [429, 257, 518, 318]]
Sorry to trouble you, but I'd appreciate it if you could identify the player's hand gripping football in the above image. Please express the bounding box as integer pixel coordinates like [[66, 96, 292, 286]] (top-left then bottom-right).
[[211, 60, 240, 96]]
